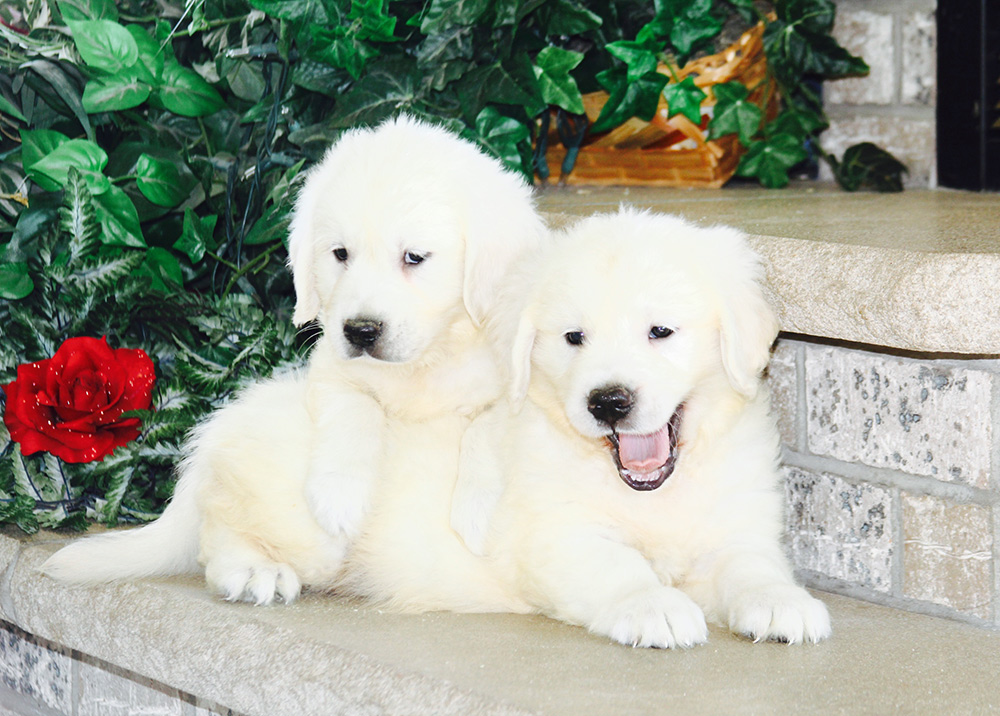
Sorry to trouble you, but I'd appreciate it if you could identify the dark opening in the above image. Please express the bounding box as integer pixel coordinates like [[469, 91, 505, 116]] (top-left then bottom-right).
[[937, 0, 1000, 190]]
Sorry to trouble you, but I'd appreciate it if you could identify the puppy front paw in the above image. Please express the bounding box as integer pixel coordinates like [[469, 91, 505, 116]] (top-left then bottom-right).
[[206, 557, 302, 606], [728, 584, 831, 644], [591, 586, 708, 649]]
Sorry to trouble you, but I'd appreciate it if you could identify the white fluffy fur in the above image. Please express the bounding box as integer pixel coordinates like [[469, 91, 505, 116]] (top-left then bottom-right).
[[41, 116, 544, 608], [452, 208, 832, 646]]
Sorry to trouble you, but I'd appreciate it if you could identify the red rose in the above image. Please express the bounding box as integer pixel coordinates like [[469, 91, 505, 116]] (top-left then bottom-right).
[[2, 336, 155, 463]]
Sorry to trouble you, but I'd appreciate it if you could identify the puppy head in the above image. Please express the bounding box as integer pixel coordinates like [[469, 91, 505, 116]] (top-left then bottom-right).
[[287, 115, 544, 363], [509, 208, 777, 491]]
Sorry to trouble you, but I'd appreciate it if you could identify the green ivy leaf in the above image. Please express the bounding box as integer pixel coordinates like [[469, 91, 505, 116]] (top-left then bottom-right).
[[0, 262, 33, 300], [456, 60, 542, 123], [331, 60, 416, 128], [93, 185, 145, 247], [82, 73, 151, 113], [157, 62, 225, 117], [350, 0, 398, 42], [67, 19, 139, 74], [606, 39, 664, 84], [421, 0, 492, 34], [475, 106, 530, 174], [173, 209, 217, 263], [669, 0, 722, 57], [708, 81, 761, 146], [591, 68, 668, 134], [662, 76, 706, 124], [307, 26, 378, 80], [764, 0, 868, 85], [533, 47, 585, 114], [766, 107, 827, 140], [29, 139, 111, 195], [736, 132, 808, 188], [543, 0, 602, 35], [249, 0, 332, 23], [136, 154, 197, 208], [827, 142, 908, 192]]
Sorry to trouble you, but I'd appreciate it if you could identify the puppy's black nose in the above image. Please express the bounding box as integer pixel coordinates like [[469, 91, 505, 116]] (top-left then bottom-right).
[[343, 318, 382, 349], [587, 386, 634, 426]]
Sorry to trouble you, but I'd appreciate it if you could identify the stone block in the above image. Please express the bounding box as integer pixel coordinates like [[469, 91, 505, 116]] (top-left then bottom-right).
[[818, 115, 935, 187], [767, 339, 798, 448], [783, 466, 893, 592], [902, 493, 993, 620], [804, 345, 992, 489], [0, 624, 72, 713], [901, 10, 935, 106], [77, 660, 187, 716], [825, 10, 895, 106]]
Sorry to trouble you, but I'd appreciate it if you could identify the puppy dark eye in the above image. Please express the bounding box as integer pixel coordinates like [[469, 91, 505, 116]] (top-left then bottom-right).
[[564, 331, 585, 346], [333, 247, 349, 262], [649, 325, 674, 340], [403, 251, 427, 266]]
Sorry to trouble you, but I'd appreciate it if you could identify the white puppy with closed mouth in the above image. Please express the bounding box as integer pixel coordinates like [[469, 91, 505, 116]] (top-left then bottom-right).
[[41, 116, 545, 607], [452, 207, 831, 647]]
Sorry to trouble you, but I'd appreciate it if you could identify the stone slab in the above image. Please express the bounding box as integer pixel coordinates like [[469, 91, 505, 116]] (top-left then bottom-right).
[[538, 186, 1000, 353], [3, 532, 1000, 715]]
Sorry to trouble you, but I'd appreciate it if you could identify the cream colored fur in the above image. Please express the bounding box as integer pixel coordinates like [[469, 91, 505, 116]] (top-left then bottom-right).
[[41, 116, 544, 609], [452, 208, 832, 647]]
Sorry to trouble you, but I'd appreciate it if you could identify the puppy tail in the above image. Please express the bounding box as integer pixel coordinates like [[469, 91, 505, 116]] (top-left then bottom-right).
[[40, 455, 204, 585]]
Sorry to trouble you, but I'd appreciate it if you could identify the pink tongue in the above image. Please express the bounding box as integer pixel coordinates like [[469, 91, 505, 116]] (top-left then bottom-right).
[[617, 425, 671, 473]]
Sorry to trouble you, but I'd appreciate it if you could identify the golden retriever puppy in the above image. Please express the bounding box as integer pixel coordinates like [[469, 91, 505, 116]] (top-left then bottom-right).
[[451, 207, 831, 647], [42, 116, 545, 606]]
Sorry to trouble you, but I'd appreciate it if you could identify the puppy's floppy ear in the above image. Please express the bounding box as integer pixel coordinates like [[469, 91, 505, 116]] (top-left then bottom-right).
[[716, 237, 779, 399], [462, 170, 546, 326], [287, 171, 321, 327], [509, 314, 536, 411]]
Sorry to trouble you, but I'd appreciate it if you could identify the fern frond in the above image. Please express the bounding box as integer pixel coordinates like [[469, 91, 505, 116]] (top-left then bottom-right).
[[60, 168, 100, 263]]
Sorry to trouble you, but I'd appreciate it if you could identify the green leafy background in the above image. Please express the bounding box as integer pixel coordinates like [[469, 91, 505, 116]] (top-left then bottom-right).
[[0, 0, 903, 531]]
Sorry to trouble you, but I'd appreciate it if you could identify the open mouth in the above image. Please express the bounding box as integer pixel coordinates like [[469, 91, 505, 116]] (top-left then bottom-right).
[[605, 405, 684, 491]]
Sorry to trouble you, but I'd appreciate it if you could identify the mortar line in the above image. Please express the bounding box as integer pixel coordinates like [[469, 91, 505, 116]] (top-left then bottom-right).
[[794, 339, 808, 455], [780, 448, 999, 507]]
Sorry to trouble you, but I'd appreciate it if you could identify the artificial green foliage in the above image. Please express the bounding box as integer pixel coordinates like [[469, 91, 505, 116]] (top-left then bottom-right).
[[826, 142, 909, 193], [0, 0, 907, 531]]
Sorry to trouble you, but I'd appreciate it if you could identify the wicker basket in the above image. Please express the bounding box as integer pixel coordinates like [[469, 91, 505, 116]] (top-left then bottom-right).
[[540, 20, 778, 188]]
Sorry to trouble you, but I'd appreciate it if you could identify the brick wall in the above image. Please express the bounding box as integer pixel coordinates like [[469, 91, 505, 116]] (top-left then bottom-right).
[[770, 337, 999, 626], [0, 622, 239, 716], [822, 0, 937, 186]]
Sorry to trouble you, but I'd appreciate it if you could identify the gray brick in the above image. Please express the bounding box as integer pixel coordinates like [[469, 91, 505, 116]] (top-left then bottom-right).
[[900, 10, 935, 106], [902, 493, 993, 620], [817, 115, 935, 187], [77, 660, 186, 716], [784, 466, 893, 592], [825, 10, 895, 106], [767, 340, 798, 448], [0, 625, 72, 714], [804, 345, 992, 489]]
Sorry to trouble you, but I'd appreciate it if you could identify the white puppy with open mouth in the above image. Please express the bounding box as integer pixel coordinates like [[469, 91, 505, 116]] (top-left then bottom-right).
[[452, 207, 831, 647], [42, 116, 545, 607]]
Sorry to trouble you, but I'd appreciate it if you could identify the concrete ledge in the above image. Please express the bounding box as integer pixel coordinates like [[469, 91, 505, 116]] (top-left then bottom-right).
[[3, 530, 1000, 715], [538, 186, 1000, 354]]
